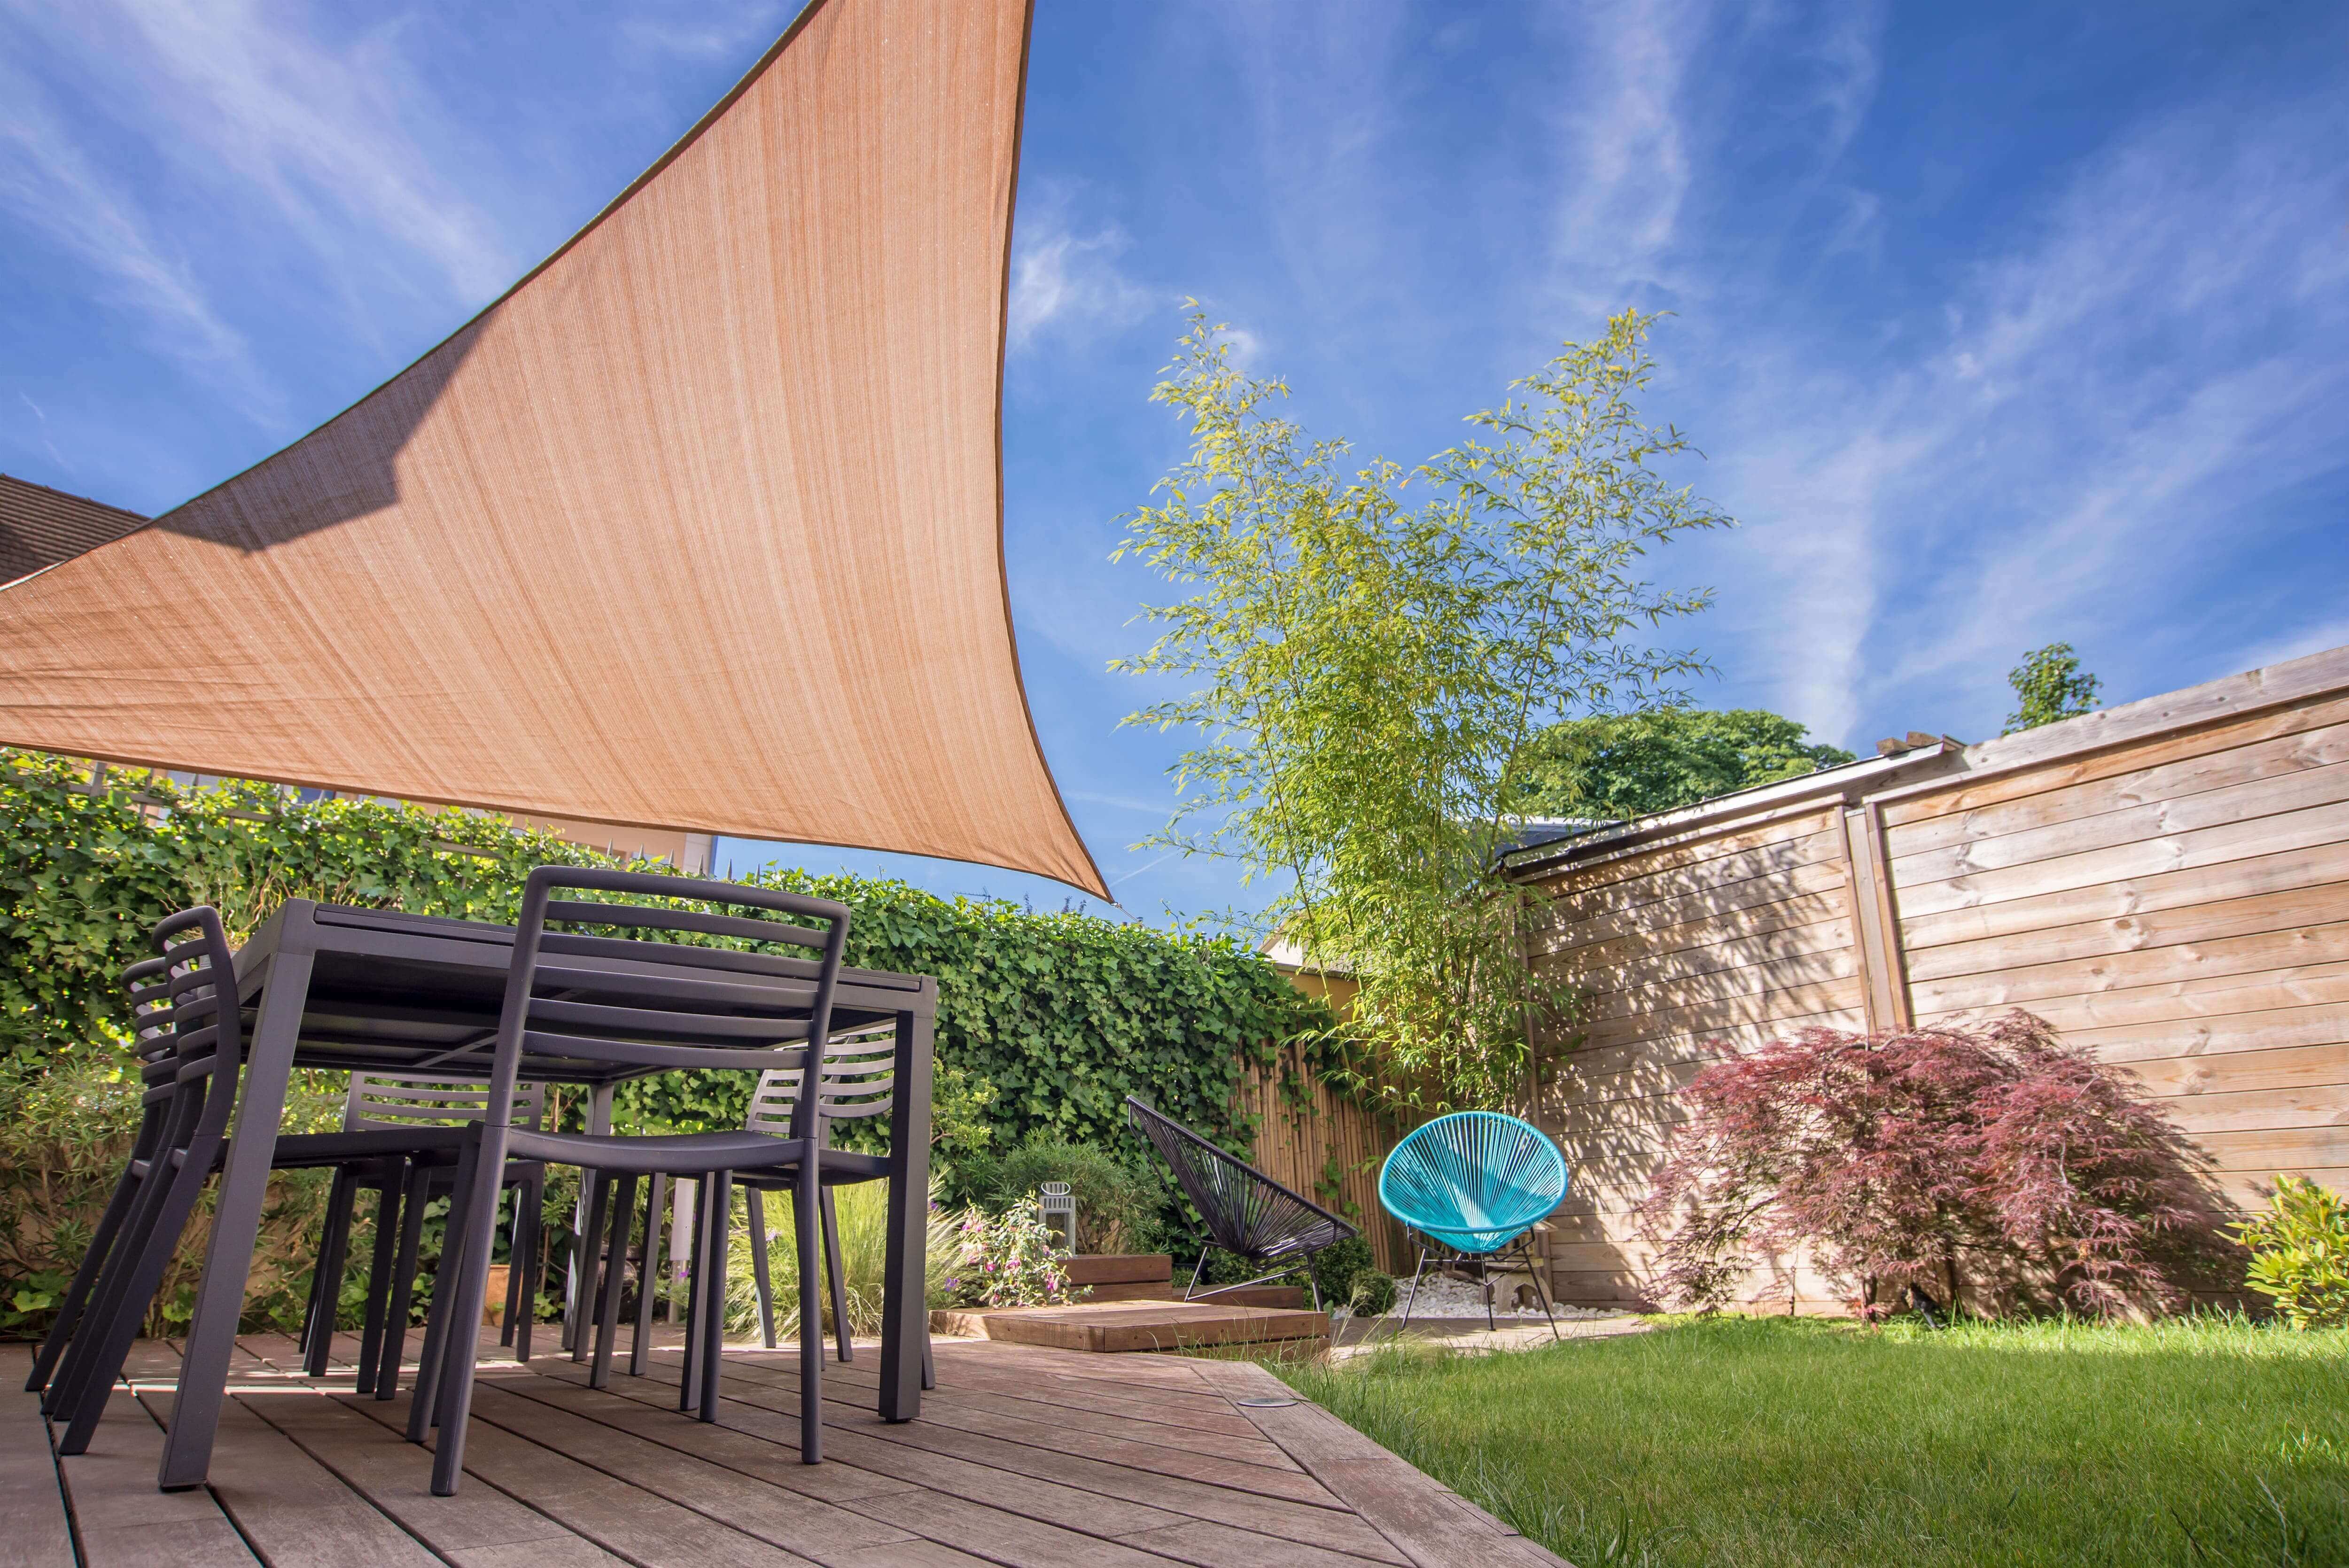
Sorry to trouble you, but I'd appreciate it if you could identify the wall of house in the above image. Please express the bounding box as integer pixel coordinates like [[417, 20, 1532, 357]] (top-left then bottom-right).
[[1517, 647, 2349, 1314]]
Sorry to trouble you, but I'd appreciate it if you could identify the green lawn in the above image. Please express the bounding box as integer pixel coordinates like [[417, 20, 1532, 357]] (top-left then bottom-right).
[[1273, 1316, 2349, 1568]]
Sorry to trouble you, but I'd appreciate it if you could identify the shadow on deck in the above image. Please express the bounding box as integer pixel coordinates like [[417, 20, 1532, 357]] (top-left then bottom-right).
[[5, 1327, 1571, 1568]]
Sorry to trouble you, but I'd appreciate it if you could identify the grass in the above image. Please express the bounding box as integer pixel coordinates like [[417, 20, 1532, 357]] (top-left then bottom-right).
[[1271, 1314, 2349, 1568]]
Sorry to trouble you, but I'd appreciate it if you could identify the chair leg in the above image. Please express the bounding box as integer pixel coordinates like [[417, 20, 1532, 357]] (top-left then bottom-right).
[[1518, 1238, 1564, 1343], [571, 1172, 611, 1364], [745, 1187, 778, 1350], [591, 1174, 636, 1390], [701, 1171, 733, 1424], [303, 1166, 359, 1375], [26, 1123, 153, 1395], [374, 1164, 432, 1400], [794, 1158, 820, 1459], [1184, 1245, 1212, 1304], [680, 1177, 709, 1414], [407, 1155, 478, 1444], [428, 1127, 508, 1497], [1481, 1257, 1496, 1333], [821, 1186, 851, 1364], [355, 1172, 404, 1397], [630, 1173, 665, 1375], [56, 1111, 220, 1455], [1397, 1246, 1432, 1332], [512, 1173, 542, 1364]]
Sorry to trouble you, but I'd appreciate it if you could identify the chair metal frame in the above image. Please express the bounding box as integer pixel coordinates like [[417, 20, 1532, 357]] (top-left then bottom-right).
[[1378, 1111, 1568, 1340], [412, 866, 851, 1496], [1125, 1096, 1357, 1309]]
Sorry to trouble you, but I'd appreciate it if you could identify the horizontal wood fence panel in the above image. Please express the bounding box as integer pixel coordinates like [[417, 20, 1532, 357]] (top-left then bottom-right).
[[1878, 690, 2349, 830], [1898, 839, 2349, 955], [1891, 798, 2349, 921], [2149, 1082, 2349, 1138], [2065, 1001, 2349, 1067], [1528, 807, 1840, 901], [1912, 920, 2349, 1017], [1569, 977, 1866, 1052], [1922, 961, 2349, 1035], [1566, 914, 1857, 995], [1887, 758, 2349, 887], [1576, 941, 1861, 1025], [1533, 827, 1844, 923], [1885, 715, 2349, 859], [1539, 884, 1850, 968], [1906, 883, 2345, 985]]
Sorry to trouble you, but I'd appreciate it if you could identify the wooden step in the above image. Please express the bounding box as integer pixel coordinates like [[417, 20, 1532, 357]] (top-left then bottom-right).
[[1062, 1253, 1173, 1286], [932, 1298, 1329, 1353], [1080, 1280, 1177, 1302]]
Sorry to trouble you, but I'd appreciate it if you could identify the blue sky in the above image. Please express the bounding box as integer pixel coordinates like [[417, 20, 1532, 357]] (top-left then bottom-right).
[[4, 0, 2344, 929]]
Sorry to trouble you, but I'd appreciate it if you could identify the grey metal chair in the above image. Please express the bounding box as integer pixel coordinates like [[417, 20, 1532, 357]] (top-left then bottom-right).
[[1126, 1096, 1358, 1309], [325, 1075, 548, 1400], [409, 867, 851, 1497]]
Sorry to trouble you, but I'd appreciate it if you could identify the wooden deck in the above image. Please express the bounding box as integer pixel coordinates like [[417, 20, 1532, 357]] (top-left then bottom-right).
[[4, 1329, 1571, 1568], [931, 1299, 1330, 1353]]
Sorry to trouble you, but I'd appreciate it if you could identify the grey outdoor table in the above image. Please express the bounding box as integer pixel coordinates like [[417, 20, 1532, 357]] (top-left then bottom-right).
[[155, 898, 937, 1490]]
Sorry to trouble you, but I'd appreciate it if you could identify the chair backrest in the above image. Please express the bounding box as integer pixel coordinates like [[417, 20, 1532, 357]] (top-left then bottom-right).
[[489, 867, 851, 1133], [742, 1021, 896, 1136], [1125, 1096, 1356, 1263], [1378, 1112, 1567, 1257], [149, 907, 244, 1146], [344, 1073, 545, 1133]]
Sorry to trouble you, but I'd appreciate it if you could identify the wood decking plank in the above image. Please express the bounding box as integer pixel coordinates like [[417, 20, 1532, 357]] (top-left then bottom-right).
[[138, 1390, 444, 1567], [698, 1352, 1334, 1502], [239, 1393, 624, 1568], [344, 1394, 826, 1568], [0, 1346, 75, 1568], [1187, 1359, 1573, 1568], [54, 1382, 257, 1567], [795, 1348, 1267, 1439], [461, 1376, 933, 1558], [531, 1354, 1404, 1564], [1116, 1518, 1407, 1568]]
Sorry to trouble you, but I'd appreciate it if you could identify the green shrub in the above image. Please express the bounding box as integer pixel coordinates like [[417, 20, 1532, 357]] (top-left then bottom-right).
[[957, 1135, 1161, 1254], [2233, 1176, 2349, 1329], [1309, 1234, 1377, 1305], [1348, 1269, 1398, 1316]]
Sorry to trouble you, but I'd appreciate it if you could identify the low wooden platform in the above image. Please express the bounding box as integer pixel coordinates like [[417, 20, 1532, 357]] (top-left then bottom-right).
[[5, 1328, 1570, 1568], [1061, 1256, 1305, 1310], [934, 1299, 1329, 1353]]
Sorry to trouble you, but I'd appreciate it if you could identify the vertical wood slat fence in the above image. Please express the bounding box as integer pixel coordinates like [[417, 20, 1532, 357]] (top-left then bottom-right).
[[1232, 1044, 1417, 1275], [1506, 644, 2349, 1314]]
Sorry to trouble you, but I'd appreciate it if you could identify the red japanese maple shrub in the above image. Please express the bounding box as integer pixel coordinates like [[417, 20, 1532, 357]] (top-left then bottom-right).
[[1637, 1011, 2232, 1318]]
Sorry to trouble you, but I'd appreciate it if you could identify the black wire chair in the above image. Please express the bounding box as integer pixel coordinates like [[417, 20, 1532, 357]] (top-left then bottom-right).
[[1124, 1096, 1356, 1308]]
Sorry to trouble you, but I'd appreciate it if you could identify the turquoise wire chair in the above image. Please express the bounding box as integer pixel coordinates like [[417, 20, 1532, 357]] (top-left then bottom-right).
[[1378, 1112, 1568, 1337]]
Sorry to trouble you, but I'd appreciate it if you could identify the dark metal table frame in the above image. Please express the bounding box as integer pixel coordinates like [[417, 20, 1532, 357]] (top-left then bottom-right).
[[155, 899, 936, 1490]]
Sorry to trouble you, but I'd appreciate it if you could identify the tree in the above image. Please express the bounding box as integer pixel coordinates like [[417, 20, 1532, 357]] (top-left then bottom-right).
[[2003, 642, 2102, 735], [1512, 708, 1854, 822], [1112, 308, 1726, 1110], [1638, 1012, 2232, 1318]]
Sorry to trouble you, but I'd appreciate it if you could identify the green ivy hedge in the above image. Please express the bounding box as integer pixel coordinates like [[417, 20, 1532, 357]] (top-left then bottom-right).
[[0, 749, 1315, 1159]]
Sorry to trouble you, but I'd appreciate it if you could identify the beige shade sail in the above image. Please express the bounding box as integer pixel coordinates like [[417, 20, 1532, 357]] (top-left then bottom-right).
[[0, 0, 1107, 897]]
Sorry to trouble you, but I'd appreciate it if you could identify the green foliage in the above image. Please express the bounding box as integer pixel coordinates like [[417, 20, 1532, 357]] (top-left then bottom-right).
[[2233, 1176, 2349, 1330], [1513, 708, 1855, 822], [1276, 1314, 2349, 1568], [941, 1197, 1081, 1308], [2003, 642, 2103, 735], [0, 749, 1319, 1331], [720, 1180, 961, 1336], [1113, 308, 1725, 1112], [957, 1134, 1161, 1254], [1308, 1234, 1394, 1313]]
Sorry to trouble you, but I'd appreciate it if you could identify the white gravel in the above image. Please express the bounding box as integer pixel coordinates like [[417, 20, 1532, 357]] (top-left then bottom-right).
[[1344, 1273, 1625, 1322]]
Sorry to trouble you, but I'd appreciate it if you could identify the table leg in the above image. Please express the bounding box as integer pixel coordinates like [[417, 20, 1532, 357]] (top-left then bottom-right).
[[879, 1006, 933, 1422], [156, 950, 311, 1491]]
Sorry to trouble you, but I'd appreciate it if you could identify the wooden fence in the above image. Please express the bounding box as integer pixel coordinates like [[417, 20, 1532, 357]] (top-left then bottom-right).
[[1505, 644, 2349, 1313], [1233, 1042, 1416, 1275]]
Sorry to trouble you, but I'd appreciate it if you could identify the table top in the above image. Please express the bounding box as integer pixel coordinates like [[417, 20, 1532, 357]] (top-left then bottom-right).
[[231, 899, 935, 1085]]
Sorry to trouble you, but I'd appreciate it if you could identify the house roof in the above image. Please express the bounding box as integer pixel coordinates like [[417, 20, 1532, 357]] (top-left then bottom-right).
[[0, 474, 148, 587], [0, 0, 1107, 898]]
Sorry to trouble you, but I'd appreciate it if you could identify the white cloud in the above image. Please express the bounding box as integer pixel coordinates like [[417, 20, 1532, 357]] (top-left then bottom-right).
[[0, 57, 280, 420], [1009, 205, 1159, 352], [2230, 618, 2349, 679]]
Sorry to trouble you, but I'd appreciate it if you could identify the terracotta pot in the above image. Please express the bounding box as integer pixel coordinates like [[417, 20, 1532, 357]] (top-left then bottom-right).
[[483, 1263, 511, 1327]]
